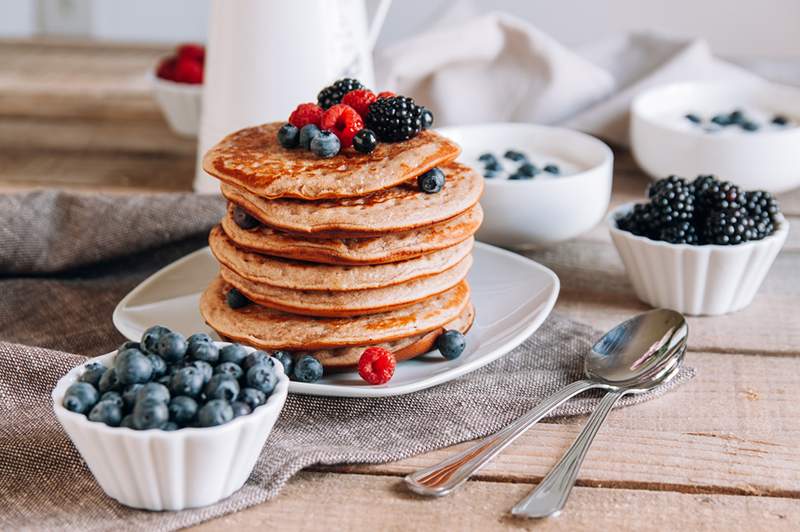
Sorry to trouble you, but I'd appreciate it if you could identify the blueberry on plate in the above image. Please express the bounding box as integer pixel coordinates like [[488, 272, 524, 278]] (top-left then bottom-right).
[[418, 167, 445, 194], [163, 421, 180, 431], [100, 391, 124, 409], [352, 128, 378, 154], [115, 351, 153, 385], [78, 362, 107, 387], [293, 355, 323, 383], [169, 367, 205, 398], [508, 173, 525, 180], [274, 351, 294, 377], [63, 382, 100, 414], [168, 395, 198, 426], [197, 399, 234, 427], [518, 162, 539, 177], [277, 123, 300, 149], [157, 331, 187, 363], [141, 325, 170, 354], [310, 130, 341, 158], [543, 164, 561, 175], [135, 382, 171, 404], [420, 108, 434, 130], [741, 121, 759, 132], [226, 287, 251, 309], [711, 114, 731, 126], [122, 383, 144, 410], [231, 401, 252, 418], [483, 170, 498, 178], [241, 350, 273, 372], [436, 330, 466, 360], [245, 364, 277, 394], [684, 113, 702, 124], [728, 109, 745, 124], [89, 400, 123, 427], [204, 374, 241, 401], [120, 414, 135, 429], [299, 124, 322, 150], [190, 360, 214, 384], [238, 387, 267, 410], [189, 340, 219, 364], [772, 115, 789, 126], [233, 205, 261, 230], [119, 340, 140, 352], [484, 160, 501, 172], [133, 398, 169, 430], [504, 149, 526, 161], [98, 367, 120, 394], [478, 152, 497, 163], [219, 344, 249, 365], [214, 361, 244, 380], [147, 354, 167, 379]]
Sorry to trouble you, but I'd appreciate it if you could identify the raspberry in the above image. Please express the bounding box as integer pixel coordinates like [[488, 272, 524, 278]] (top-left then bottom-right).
[[341, 89, 377, 120], [358, 347, 396, 385], [177, 43, 205, 63], [288, 103, 323, 129], [377, 91, 396, 99], [156, 57, 178, 81], [173, 56, 203, 84], [320, 104, 364, 148]]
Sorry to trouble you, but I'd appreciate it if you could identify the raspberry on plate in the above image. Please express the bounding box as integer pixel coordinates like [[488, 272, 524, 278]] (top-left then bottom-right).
[[288, 103, 324, 129], [156, 57, 178, 81], [341, 89, 377, 120], [177, 43, 205, 63], [320, 104, 364, 148], [358, 347, 396, 385], [173, 56, 203, 84]]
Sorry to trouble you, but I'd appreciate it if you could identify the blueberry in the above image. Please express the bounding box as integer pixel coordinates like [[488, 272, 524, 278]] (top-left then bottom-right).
[[163, 421, 180, 431], [168, 395, 198, 426], [242, 350, 273, 372], [136, 382, 170, 404], [543, 164, 561, 175], [293, 355, 323, 383], [310, 130, 340, 158], [436, 330, 466, 360], [685, 113, 702, 124], [418, 167, 445, 194], [147, 354, 167, 379], [97, 367, 120, 394], [729, 109, 745, 124], [190, 360, 214, 384], [277, 123, 300, 148], [115, 347, 145, 368], [197, 399, 234, 427], [299, 124, 322, 149], [231, 401, 252, 418], [484, 160, 502, 172], [63, 382, 99, 414], [274, 351, 293, 377], [132, 398, 169, 430], [245, 364, 277, 394], [772, 115, 789, 126], [238, 388, 267, 410], [115, 351, 153, 385], [100, 391, 124, 409], [141, 325, 170, 354], [711, 114, 731, 126], [156, 374, 171, 387], [189, 341, 219, 364], [353, 128, 378, 154], [478, 152, 497, 164], [233, 205, 260, 230], [157, 331, 187, 363], [120, 414, 135, 429], [226, 287, 251, 309], [518, 162, 539, 177], [78, 362, 107, 387], [220, 344, 249, 365], [88, 400, 122, 427], [188, 332, 213, 346], [214, 361, 243, 380], [205, 374, 240, 401], [169, 367, 204, 397], [119, 340, 141, 352], [122, 384, 143, 410], [420, 108, 434, 130], [504, 150, 526, 161], [741, 121, 759, 132], [483, 170, 498, 178], [508, 173, 526, 180]]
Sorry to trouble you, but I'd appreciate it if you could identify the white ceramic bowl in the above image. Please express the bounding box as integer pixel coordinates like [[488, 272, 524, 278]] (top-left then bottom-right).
[[52, 345, 288, 511], [438, 123, 613, 247], [631, 81, 800, 193], [608, 203, 789, 316], [150, 72, 203, 138]]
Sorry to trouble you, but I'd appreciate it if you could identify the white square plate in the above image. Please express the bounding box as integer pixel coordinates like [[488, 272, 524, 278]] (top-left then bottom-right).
[[112, 242, 559, 397]]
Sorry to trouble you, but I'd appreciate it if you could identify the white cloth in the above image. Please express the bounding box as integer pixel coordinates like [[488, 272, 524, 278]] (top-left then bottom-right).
[[375, 11, 763, 146]]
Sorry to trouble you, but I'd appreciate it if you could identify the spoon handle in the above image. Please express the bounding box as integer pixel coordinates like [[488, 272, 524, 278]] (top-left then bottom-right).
[[404, 379, 597, 497], [511, 389, 626, 518]]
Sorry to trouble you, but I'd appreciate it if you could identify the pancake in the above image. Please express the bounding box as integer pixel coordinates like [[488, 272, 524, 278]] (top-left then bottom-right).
[[200, 276, 470, 350], [203, 122, 461, 200], [209, 225, 473, 291], [305, 304, 475, 370], [220, 161, 483, 237], [219, 254, 472, 317], [221, 203, 483, 265]]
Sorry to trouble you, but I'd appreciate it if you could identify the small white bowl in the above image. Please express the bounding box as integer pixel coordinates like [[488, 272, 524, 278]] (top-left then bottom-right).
[[608, 203, 789, 316], [52, 344, 288, 511], [150, 72, 203, 138], [438, 123, 613, 247], [631, 81, 800, 193]]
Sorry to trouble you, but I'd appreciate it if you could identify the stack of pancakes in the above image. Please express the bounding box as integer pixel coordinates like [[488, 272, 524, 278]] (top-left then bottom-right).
[[199, 122, 483, 371]]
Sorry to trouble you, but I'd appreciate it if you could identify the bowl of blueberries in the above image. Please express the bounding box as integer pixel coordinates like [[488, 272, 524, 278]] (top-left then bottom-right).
[[52, 326, 289, 511], [631, 81, 800, 193], [439, 123, 613, 247], [609, 174, 788, 316]]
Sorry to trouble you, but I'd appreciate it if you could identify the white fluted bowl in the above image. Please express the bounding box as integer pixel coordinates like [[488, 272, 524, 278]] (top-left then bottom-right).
[[608, 203, 789, 316], [150, 73, 203, 138], [52, 345, 288, 511]]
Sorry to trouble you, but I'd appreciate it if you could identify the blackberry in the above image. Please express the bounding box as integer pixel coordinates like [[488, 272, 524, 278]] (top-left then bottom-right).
[[365, 96, 425, 142], [695, 178, 742, 212], [743, 190, 779, 239], [647, 175, 683, 198], [616, 203, 658, 238], [649, 177, 695, 226], [317, 78, 364, 109], [659, 221, 699, 245], [703, 207, 756, 245]]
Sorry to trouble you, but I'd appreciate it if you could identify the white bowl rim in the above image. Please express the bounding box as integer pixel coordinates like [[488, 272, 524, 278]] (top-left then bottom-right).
[[52, 342, 289, 440], [607, 201, 790, 251], [436, 122, 614, 186]]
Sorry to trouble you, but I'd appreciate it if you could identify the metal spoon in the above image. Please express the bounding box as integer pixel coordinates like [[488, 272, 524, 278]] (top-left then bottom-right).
[[404, 309, 688, 498], [511, 343, 686, 518]]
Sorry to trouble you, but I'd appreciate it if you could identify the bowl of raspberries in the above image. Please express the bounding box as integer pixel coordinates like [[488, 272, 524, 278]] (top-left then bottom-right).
[[51, 326, 288, 511], [151, 43, 205, 138], [609, 174, 788, 315]]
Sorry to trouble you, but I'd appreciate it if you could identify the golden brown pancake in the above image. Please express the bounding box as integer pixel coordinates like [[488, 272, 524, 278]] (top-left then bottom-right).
[[219, 255, 471, 317], [203, 122, 461, 200], [209, 225, 473, 291], [220, 203, 483, 265], [220, 161, 483, 237], [200, 276, 470, 350]]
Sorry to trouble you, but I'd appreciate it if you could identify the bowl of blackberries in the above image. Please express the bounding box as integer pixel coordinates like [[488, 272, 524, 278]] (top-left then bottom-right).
[[52, 326, 289, 511], [609, 174, 788, 316]]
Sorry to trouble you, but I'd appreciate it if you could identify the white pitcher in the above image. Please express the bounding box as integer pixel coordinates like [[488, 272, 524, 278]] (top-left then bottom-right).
[[194, 0, 392, 192]]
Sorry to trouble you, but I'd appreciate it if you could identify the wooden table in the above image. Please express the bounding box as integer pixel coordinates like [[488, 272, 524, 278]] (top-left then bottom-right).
[[3, 39, 799, 531]]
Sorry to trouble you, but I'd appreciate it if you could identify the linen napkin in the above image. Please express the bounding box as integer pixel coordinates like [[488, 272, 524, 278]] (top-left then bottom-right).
[[0, 191, 694, 531]]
